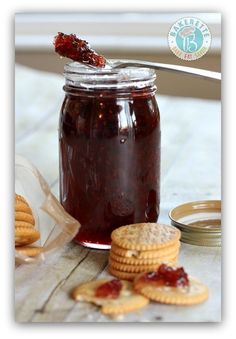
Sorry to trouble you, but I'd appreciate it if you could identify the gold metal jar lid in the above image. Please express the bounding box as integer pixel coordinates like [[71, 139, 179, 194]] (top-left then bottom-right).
[[169, 200, 221, 247]]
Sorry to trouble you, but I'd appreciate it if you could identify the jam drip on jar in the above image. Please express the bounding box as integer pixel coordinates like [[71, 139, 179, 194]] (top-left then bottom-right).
[[54, 32, 106, 67], [95, 279, 122, 298], [138, 264, 189, 288]]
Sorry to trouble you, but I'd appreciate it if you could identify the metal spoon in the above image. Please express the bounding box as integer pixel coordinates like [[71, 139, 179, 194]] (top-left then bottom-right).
[[107, 59, 221, 81]]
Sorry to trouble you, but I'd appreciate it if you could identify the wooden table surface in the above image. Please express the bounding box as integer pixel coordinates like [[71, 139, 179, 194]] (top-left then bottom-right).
[[15, 64, 221, 322]]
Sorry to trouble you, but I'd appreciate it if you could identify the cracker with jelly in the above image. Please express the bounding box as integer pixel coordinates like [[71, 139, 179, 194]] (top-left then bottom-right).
[[71, 278, 149, 316]]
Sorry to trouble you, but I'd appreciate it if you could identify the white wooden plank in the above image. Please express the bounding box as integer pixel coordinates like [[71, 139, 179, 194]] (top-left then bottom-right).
[[15, 244, 90, 322]]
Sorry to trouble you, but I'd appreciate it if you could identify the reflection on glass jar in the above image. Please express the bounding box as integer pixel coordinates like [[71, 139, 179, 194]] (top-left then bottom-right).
[[59, 63, 161, 249]]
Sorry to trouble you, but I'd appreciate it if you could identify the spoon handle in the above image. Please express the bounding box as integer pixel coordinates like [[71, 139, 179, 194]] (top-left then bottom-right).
[[109, 59, 221, 81]]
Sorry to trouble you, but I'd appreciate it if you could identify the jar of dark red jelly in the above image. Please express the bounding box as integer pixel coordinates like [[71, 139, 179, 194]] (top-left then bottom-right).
[[59, 62, 161, 249]]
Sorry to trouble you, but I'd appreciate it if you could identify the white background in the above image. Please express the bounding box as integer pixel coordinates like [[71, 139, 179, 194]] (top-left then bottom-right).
[[15, 12, 221, 52], [1, 0, 234, 337]]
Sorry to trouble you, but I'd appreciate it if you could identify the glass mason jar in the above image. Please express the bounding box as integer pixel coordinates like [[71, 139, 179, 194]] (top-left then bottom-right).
[[59, 62, 161, 249]]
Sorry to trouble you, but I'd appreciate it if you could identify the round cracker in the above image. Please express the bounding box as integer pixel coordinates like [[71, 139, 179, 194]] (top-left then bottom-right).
[[15, 200, 32, 214], [108, 266, 138, 281], [134, 275, 209, 305], [111, 223, 181, 251], [71, 279, 110, 303], [15, 246, 43, 257], [102, 294, 149, 316], [15, 221, 34, 229], [109, 258, 176, 273], [111, 241, 180, 259], [15, 194, 28, 204], [71, 279, 149, 316], [15, 211, 35, 225], [15, 227, 40, 246], [109, 248, 179, 265]]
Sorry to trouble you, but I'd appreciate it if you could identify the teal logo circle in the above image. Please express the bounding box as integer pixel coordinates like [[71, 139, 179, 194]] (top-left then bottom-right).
[[168, 17, 211, 61]]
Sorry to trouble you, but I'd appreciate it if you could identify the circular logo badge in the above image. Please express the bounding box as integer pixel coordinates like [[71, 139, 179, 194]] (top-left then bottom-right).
[[168, 17, 211, 61]]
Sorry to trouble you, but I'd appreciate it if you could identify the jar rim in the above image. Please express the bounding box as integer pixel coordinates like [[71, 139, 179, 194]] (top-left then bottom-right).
[[64, 62, 156, 89]]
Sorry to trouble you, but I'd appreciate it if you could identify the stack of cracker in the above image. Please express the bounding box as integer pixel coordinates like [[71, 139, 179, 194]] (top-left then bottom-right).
[[109, 223, 181, 280], [15, 193, 42, 257]]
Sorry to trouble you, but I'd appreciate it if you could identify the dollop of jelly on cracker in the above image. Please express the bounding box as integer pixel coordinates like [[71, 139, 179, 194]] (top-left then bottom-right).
[[136, 264, 189, 288], [95, 279, 122, 298]]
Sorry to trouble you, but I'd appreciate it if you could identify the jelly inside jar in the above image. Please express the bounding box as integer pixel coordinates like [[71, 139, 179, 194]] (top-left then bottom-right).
[[59, 66, 161, 249]]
